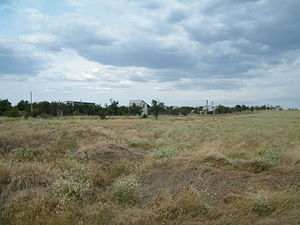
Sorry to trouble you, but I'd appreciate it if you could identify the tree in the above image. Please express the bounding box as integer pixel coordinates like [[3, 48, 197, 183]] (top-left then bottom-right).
[[6, 107, 21, 117], [180, 107, 190, 116], [107, 99, 119, 116], [150, 99, 165, 119], [0, 99, 12, 116], [98, 106, 107, 119], [16, 100, 30, 112], [128, 103, 142, 116]]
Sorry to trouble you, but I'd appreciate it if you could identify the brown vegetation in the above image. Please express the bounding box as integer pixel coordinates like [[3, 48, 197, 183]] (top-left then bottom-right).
[[0, 111, 299, 224]]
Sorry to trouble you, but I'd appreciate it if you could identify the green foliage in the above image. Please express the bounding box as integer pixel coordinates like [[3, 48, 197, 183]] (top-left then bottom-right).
[[0, 99, 12, 116], [6, 107, 21, 117], [140, 114, 148, 119], [252, 192, 274, 216], [180, 107, 191, 116], [112, 175, 139, 205], [129, 103, 142, 116], [98, 107, 107, 119], [152, 147, 178, 159], [150, 99, 165, 119], [257, 150, 279, 171], [107, 99, 119, 116], [52, 177, 92, 200]]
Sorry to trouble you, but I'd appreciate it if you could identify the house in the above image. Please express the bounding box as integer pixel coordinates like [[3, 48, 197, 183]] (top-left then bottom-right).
[[129, 100, 150, 115], [63, 101, 95, 106]]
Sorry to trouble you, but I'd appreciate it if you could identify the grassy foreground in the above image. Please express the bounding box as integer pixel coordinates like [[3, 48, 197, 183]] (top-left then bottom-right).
[[0, 111, 299, 225]]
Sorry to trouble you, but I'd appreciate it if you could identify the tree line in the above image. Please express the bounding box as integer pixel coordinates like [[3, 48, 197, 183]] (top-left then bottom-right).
[[0, 98, 282, 118]]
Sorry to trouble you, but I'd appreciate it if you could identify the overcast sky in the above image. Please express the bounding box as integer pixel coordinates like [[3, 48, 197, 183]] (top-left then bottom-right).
[[0, 0, 299, 108]]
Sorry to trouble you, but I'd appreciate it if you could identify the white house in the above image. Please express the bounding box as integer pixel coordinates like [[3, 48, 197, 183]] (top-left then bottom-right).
[[129, 100, 150, 115]]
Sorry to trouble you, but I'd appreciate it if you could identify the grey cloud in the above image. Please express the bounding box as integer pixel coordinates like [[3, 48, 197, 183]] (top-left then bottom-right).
[[140, 1, 160, 10], [0, 41, 47, 76], [174, 79, 244, 91], [61, 24, 114, 47], [17, 0, 300, 86], [167, 9, 189, 23]]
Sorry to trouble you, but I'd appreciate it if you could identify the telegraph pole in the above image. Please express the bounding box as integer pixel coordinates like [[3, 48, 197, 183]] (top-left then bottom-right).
[[30, 91, 33, 117]]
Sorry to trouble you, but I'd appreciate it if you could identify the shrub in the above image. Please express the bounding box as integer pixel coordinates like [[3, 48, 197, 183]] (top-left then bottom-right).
[[6, 108, 21, 117], [112, 175, 139, 205], [52, 177, 92, 200], [140, 114, 148, 119], [151, 147, 178, 159], [258, 151, 279, 169]]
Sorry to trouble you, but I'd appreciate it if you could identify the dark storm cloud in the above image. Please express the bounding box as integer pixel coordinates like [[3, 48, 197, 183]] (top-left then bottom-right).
[[0, 41, 46, 76]]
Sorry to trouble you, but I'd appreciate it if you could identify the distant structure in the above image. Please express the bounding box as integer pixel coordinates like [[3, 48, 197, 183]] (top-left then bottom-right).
[[63, 101, 95, 106], [129, 100, 150, 115], [202, 100, 216, 114]]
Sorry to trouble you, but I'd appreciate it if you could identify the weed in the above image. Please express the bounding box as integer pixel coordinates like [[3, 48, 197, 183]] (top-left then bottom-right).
[[226, 150, 251, 160], [112, 175, 139, 205], [151, 147, 178, 159], [258, 151, 279, 169], [250, 150, 279, 172], [52, 177, 92, 200]]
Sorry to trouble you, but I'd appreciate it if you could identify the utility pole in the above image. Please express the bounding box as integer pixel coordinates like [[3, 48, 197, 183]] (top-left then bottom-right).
[[30, 91, 33, 117]]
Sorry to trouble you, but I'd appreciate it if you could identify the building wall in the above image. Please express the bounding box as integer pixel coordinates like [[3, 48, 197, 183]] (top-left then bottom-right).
[[129, 100, 149, 115]]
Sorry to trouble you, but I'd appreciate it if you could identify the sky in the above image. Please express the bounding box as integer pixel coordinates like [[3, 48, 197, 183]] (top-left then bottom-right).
[[0, 0, 299, 108]]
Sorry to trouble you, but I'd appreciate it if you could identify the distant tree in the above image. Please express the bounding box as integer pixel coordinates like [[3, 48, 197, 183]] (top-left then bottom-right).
[[107, 99, 119, 116], [150, 99, 165, 119], [98, 106, 107, 119], [0, 99, 12, 116], [6, 107, 21, 117], [165, 106, 180, 115], [16, 100, 30, 112], [118, 106, 129, 116], [180, 107, 190, 116], [129, 103, 142, 116]]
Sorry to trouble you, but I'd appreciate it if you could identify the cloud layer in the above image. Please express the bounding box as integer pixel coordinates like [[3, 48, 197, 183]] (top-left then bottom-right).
[[0, 0, 299, 107]]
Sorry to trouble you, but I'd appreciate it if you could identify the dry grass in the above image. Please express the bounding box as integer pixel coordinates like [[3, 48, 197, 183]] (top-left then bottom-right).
[[0, 111, 299, 225]]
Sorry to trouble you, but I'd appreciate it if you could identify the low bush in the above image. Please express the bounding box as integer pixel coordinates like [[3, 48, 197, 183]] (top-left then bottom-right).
[[52, 177, 92, 200], [151, 147, 178, 159], [112, 175, 139, 205]]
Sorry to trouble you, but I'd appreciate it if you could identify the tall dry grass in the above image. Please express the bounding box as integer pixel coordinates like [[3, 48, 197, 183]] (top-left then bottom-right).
[[0, 111, 299, 224]]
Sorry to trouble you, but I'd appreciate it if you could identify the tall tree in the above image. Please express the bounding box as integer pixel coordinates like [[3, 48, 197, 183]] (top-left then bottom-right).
[[0, 99, 12, 116], [150, 99, 165, 119]]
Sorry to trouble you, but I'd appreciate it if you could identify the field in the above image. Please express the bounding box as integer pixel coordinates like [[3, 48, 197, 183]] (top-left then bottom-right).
[[0, 111, 299, 225]]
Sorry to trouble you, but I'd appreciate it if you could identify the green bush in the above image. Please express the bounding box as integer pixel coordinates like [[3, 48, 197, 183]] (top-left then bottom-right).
[[257, 151, 279, 171], [6, 108, 21, 117], [112, 175, 139, 205], [252, 192, 274, 216], [152, 147, 178, 159], [52, 177, 92, 200]]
